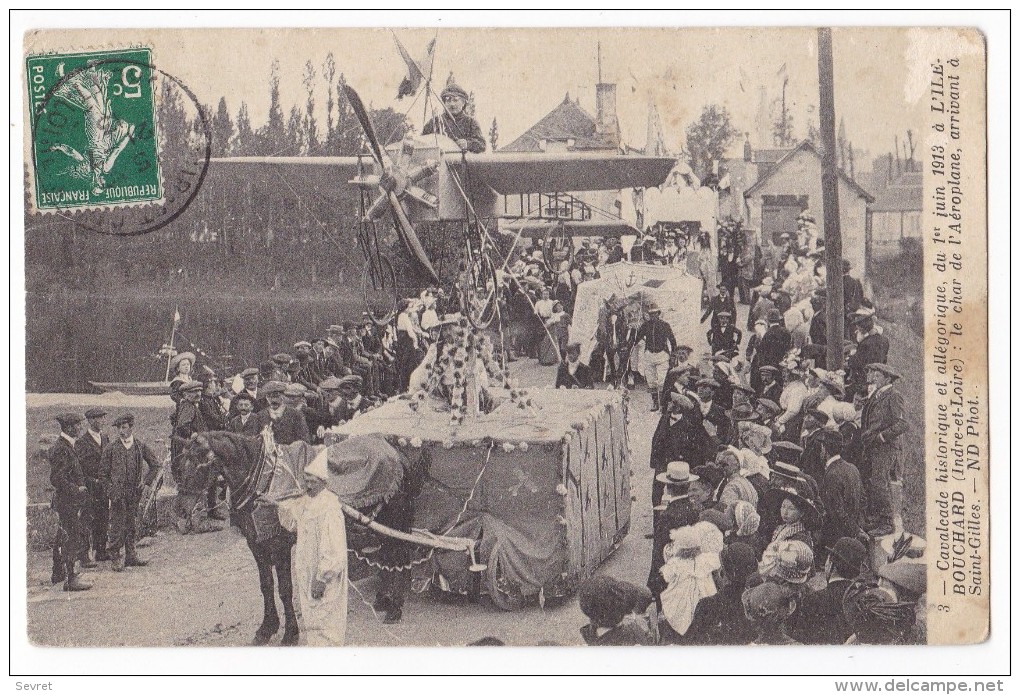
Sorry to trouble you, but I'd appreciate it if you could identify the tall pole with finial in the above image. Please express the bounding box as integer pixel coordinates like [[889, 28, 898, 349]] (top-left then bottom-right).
[[597, 41, 602, 84], [817, 27, 845, 371]]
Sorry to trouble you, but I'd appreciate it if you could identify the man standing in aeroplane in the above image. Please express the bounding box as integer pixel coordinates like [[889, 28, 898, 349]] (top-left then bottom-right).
[[423, 83, 486, 153]]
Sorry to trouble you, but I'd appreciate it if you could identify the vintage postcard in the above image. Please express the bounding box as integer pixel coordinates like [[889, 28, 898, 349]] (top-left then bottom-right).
[[18, 24, 991, 661]]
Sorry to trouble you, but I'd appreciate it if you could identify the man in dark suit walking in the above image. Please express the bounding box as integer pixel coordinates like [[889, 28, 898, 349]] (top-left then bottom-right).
[[860, 364, 908, 536], [751, 310, 792, 392], [74, 407, 110, 562], [50, 413, 92, 591]]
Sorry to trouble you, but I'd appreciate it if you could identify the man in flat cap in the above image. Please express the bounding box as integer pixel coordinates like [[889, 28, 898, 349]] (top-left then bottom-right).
[[422, 82, 486, 153], [75, 407, 110, 563], [860, 363, 908, 536], [251, 381, 311, 445], [102, 413, 162, 571], [332, 375, 372, 423], [50, 413, 92, 591]]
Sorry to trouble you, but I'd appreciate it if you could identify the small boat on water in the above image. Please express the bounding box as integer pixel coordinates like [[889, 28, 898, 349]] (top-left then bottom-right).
[[88, 381, 172, 396], [89, 306, 182, 397]]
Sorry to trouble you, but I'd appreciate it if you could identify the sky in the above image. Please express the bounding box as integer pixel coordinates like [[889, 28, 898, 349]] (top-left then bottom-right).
[[24, 26, 982, 170]]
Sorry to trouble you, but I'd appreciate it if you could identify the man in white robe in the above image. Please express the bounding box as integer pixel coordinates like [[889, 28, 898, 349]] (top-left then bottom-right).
[[277, 450, 349, 646]]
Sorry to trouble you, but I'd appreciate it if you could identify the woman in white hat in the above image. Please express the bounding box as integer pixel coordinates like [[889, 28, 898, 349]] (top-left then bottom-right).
[[276, 450, 348, 646]]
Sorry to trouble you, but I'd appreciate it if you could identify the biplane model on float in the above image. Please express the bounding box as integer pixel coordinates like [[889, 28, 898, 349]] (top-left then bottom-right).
[[201, 44, 676, 614], [212, 80, 675, 331]]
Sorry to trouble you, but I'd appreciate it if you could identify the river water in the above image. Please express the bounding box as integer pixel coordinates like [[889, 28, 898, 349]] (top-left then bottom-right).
[[26, 292, 362, 393]]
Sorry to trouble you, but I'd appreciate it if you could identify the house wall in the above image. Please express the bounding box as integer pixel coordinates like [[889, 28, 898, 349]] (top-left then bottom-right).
[[869, 209, 923, 259], [745, 148, 869, 277]]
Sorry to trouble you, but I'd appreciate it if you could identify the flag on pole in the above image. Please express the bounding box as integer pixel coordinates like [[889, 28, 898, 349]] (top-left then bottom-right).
[[394, 35, 435, 100], [173, 306, 181, 326]]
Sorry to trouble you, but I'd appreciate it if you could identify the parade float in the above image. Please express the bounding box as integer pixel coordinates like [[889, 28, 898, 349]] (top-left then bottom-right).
[[328, 318, 632, 609]]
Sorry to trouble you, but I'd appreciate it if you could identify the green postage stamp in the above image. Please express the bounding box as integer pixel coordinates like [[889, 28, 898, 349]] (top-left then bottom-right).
[[26, 47, 163, 211]]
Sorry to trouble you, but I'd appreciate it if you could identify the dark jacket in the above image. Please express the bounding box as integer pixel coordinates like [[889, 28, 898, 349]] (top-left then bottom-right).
[[789, 578, 854, 645], [756, 325, 793, 367], [682, 584, 756, 645], [707, 324, 743, 355], [226, 412, 262, 436], [843, 274, 865, 314], [650, 412, 717, 471], [49, 435, 85, 509], [423, 112, 486, 153], [199, 395, 228, 431], [635, 317, 677, 355], [861, 386, 908, 451], [74, 430, 109, 479], [251, 407, 311, 445], [102, 438, 161, 501], [819, 456, 866, 544]]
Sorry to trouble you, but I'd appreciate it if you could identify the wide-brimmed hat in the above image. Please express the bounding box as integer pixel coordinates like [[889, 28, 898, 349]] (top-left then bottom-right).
[[655, 460, 699, 486], [84, 407, 107, 419], [770, 441, 804, 466], [802, 408, 830, 427], [691, 464, 726, 489], [726, 402, 759, 421], [169, 351, 196, 371], [764, 485, 822, 530], [818, 372, 845, 396], [867, 363, 901, 381], [770, 539, 815, 584]]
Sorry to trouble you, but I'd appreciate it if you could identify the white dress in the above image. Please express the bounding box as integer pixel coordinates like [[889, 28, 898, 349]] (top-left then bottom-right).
[[278, 490, 349, 646]]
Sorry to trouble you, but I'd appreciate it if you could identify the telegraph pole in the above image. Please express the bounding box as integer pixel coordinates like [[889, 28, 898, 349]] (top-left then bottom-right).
[[817, 27, 845, 371]]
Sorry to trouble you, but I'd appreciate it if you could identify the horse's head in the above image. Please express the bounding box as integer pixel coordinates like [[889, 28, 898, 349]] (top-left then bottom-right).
[[177, 432, 218, 496]]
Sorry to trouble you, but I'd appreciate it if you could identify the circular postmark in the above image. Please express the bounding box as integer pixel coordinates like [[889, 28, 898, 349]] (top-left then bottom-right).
[[29, 54, 211, 236]]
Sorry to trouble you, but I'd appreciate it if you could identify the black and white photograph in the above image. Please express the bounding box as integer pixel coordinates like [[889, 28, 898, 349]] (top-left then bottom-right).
[[13, 15, 1003, 682]]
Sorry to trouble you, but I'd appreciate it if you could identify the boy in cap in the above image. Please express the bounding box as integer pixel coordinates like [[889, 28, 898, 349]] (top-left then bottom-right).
[[860, 363, 908, 537], [75, 407, 110, 562], [276, 450, 349, 646], [422, 82, 486, 153], [50, 413, 92, 591], [102, 413, 162, 571]]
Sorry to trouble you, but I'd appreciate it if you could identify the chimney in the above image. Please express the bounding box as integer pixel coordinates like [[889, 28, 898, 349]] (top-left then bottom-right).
[[595, 82, 620, 147], [743, 132, 752, 162]]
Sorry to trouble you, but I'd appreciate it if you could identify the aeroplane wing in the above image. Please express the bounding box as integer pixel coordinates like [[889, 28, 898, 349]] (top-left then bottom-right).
[[500, 219, 640, 238], [209, 156, 368, 185], [452, 152, 676, 194]]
